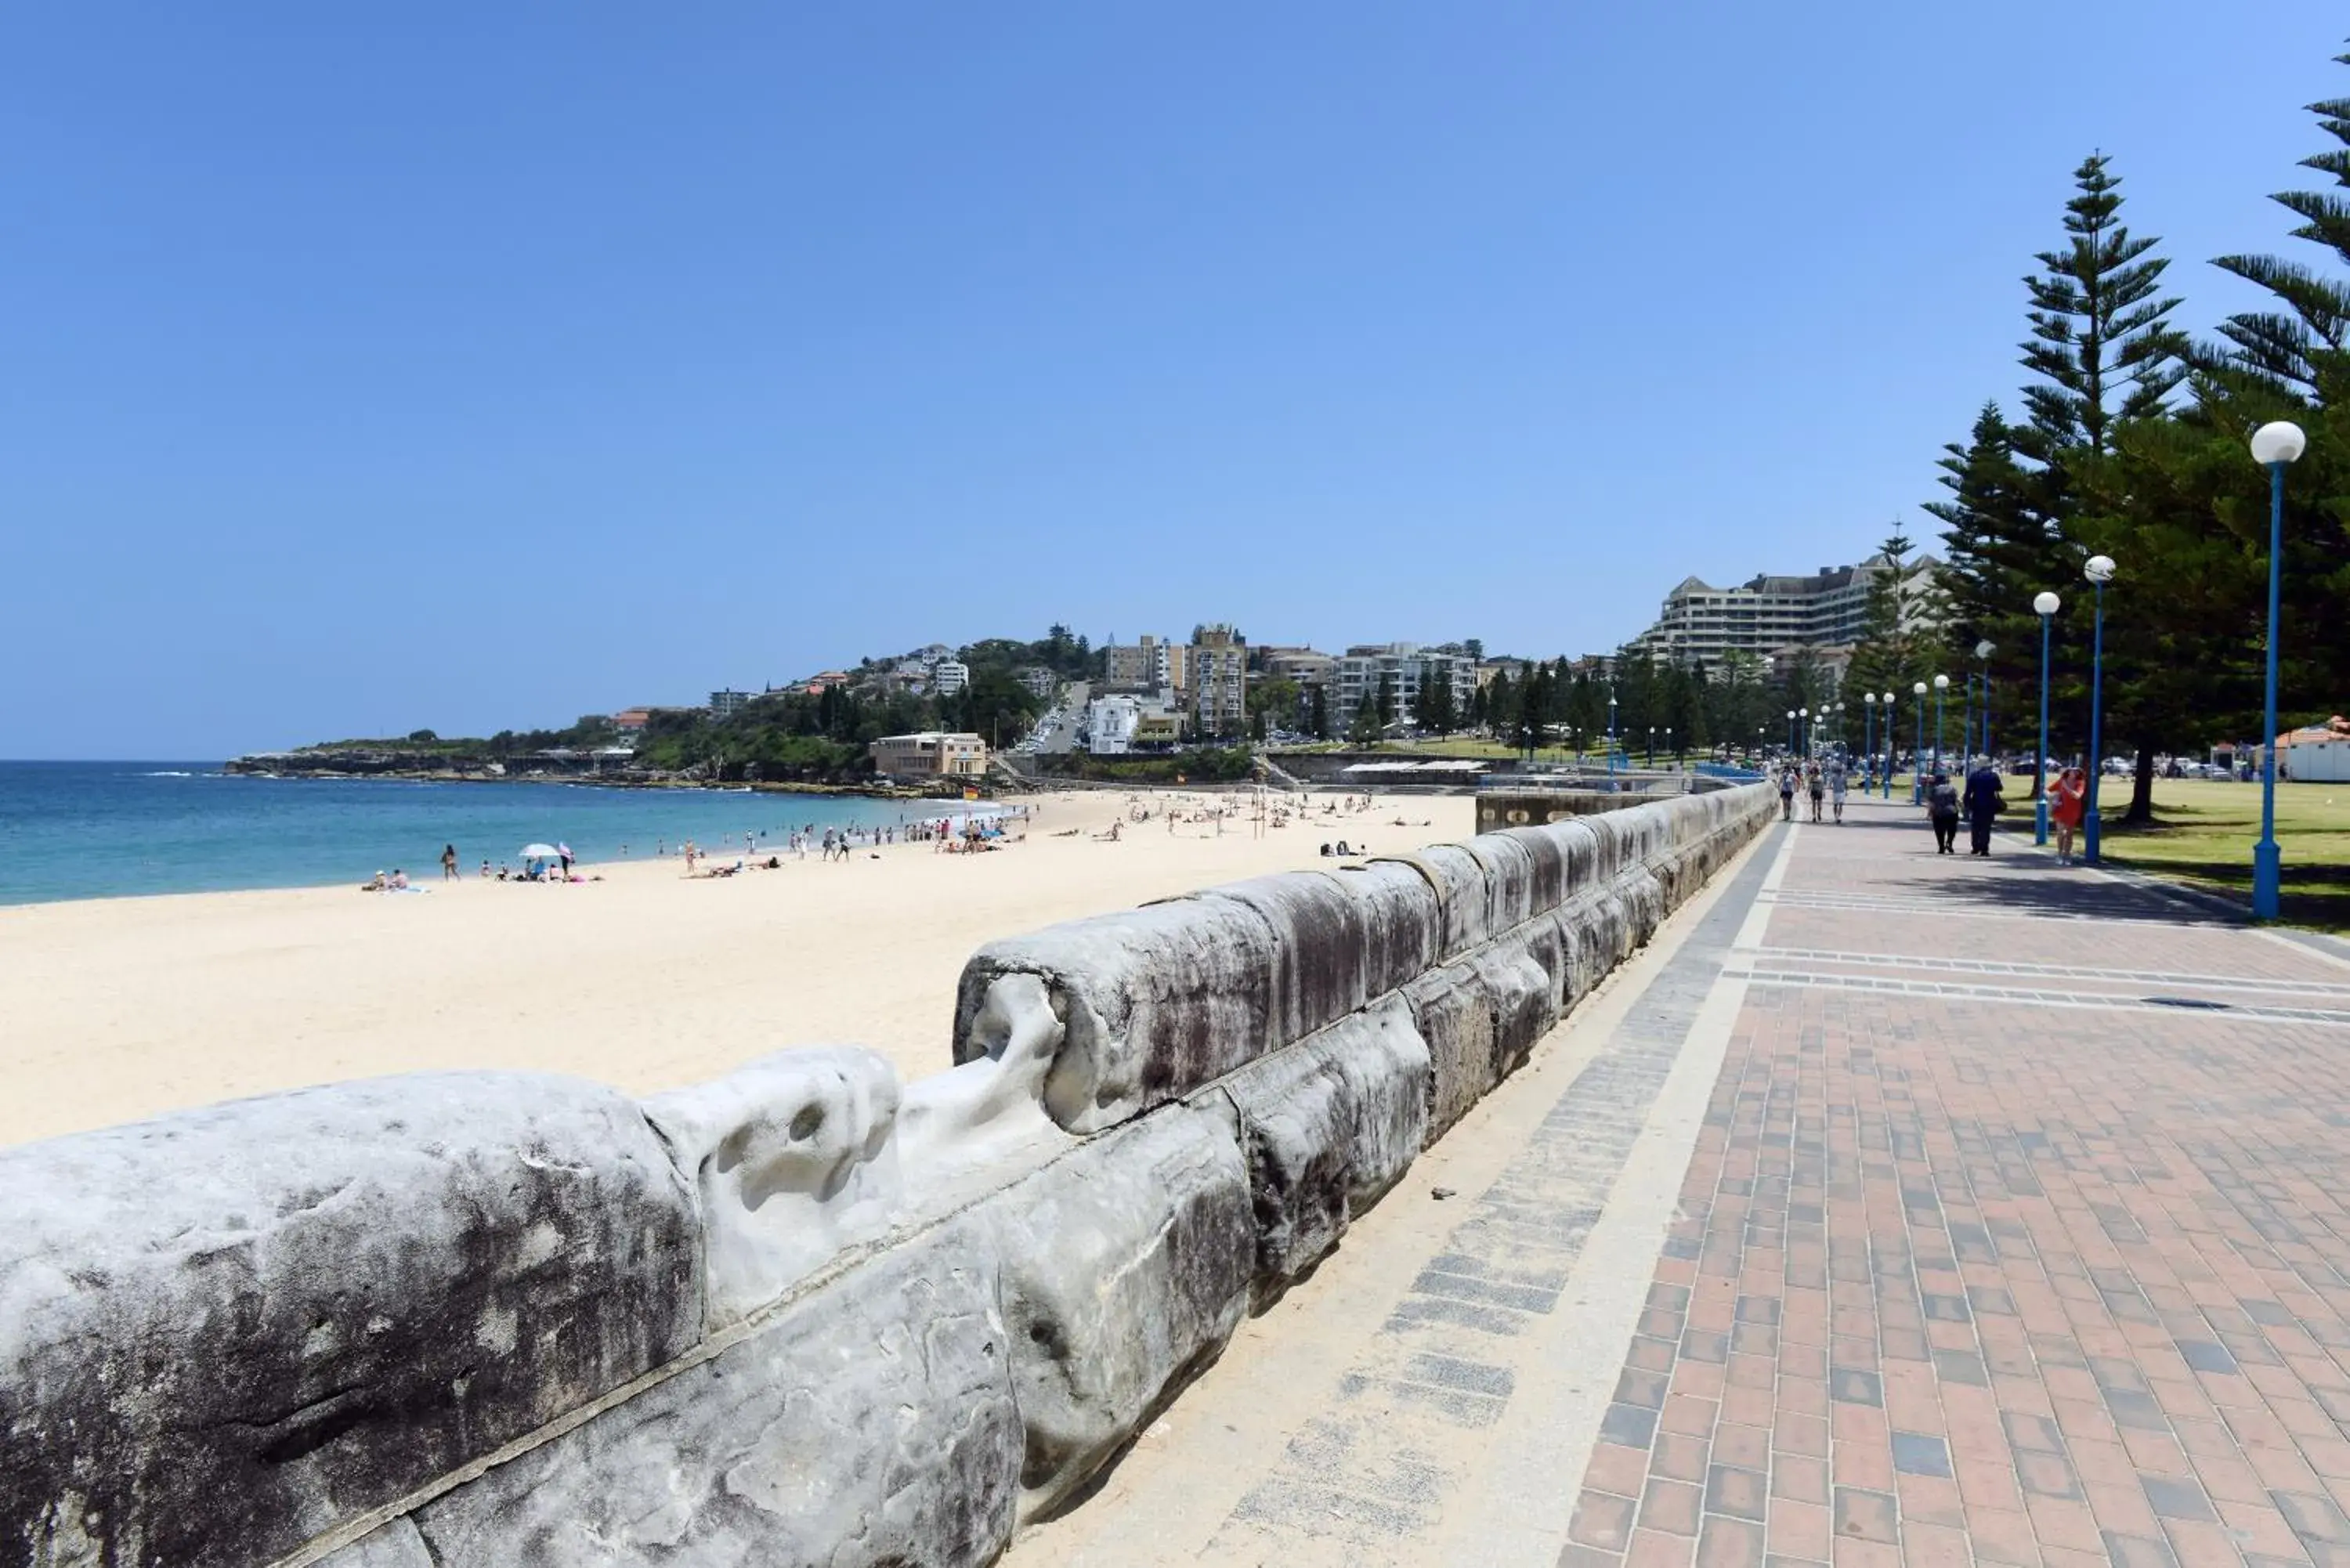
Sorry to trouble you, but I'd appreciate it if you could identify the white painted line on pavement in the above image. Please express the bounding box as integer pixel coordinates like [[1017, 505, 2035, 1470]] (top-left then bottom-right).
[[1731, 822, 1798, 954]]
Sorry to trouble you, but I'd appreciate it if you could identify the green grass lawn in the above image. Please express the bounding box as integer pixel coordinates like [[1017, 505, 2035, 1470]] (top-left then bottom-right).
[[2087, 777, 2350, 930]]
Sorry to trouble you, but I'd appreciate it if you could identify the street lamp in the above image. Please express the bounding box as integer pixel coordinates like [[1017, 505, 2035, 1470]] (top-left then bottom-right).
[[2251, 421, 2306, 918], [1607, 692, 1618, 775], [1799, 706, 1810, 756], [1881, 692, 1896, 798], [1667, 725, 1676, 767], [1911, 681, 1928, 803], [1647, 725, 1655, 768], [2034, 592, 2060, 846], [2083, 554, 2117, 865], [1864, 692, 1877, 789], [1932, 674, 1950, 775], [1787, 708, 1797, 752], [1973, 639, 1996, 762]]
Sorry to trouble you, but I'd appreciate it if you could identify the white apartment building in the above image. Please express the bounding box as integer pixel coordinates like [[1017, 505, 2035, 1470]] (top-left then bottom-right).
[[1086, 695, 1142, 755], [930, 659, 971, 696], [709, 688, 753, 717], [1330, 643, 1475, 734], [1628, 553, 1942, 673]]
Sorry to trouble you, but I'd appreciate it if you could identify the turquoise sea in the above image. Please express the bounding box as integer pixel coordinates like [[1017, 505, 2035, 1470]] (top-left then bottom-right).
[[0, 762, 962, 906]]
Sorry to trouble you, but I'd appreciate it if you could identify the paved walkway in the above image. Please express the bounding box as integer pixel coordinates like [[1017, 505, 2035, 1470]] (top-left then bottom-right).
[[1007, 800, 2350, 1568], [1567, 801, 2350, 1568]]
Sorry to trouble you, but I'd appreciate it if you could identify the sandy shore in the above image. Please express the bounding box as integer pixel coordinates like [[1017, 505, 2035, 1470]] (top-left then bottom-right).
[[0, 790, 1474, 1148]]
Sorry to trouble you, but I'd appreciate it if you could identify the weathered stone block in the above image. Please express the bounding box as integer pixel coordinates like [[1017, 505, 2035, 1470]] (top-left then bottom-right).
[[642, 1046, 903, 1328], [1200, 870, 1371, 1043], [1474, 936, 1558, 1080], [1316, 996, 1433, 1211], [1513, 909, 1571, 1013], [984, 1105, 1254, 1517], [898, 971, 1075, 1211], [1206, 997, 1431, 1301], [1406, 961, 1499, 1144], [1375, 844, 1489, 960], [953, 898, 1282, 1134], [1493, 824, 1568, 913], [410, 1213, 1020, 1568], [0, 1074, 700, 1568], [317, 1519, 435, 1568], [1462, 832, 1540, 934], [1621, 865, 1667, 948], [1328, 859, 1443, 998]]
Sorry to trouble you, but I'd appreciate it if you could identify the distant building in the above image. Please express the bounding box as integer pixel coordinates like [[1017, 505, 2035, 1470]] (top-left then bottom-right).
[[1191, 623, 1247, 735], [1628, 553, 1942, 674], [931, 659, 971, 696], [804, 670, 851, 695], [869, 731, 989, 779], [1331, 643, 1475, 734], [1260, 648, 1336, 687], [1018, 667, 1060, 700], [1102, 634, 1178, 692], [610, 707, 653, 734], [709, 688, 753, 718], [1086, 695, 1142, 755]]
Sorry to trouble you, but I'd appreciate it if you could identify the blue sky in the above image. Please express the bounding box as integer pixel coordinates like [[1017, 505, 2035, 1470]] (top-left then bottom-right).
[[6, 4, 2345, 757]]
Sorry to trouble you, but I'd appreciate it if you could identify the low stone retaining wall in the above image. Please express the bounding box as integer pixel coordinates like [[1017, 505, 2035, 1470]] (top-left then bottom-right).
[[2, 785, 1776, 1568]]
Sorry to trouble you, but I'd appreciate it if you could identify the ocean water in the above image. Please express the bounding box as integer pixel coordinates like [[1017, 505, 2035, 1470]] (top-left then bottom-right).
[[0, 762, 978, 906]]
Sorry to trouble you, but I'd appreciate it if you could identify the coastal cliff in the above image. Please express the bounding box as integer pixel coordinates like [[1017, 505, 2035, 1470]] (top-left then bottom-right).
[[222, 746, 980, 799], [224, 746, 638, 782]]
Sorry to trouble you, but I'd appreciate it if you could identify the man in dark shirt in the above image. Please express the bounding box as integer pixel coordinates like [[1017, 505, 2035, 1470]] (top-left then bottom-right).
[[1961, 757, 2005, 857]]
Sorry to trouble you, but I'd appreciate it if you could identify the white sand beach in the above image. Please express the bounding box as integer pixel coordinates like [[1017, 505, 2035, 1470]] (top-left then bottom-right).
[[0, 790, 1473, 1148]]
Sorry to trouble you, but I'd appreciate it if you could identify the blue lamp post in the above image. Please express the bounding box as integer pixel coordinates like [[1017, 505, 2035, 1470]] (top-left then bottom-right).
[[1881, 691, 1896, 797], [1799, 706, 1810, 757], [1932, 674, 1950, 775], [2033, 591, 2060, 845], [2251, 421, 2306, 919], [2082, 554, 2117, 865], [1786, 708, 1796, 753], [1863, 692, 1877, 789], [1974, 640, 1996, 762], [1911, 681, 1928, 802], [1607, 692, 1618, 775]]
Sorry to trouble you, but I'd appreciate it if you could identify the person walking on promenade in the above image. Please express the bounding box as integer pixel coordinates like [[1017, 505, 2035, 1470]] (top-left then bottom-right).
[[1826, 754, 1848, 823], [1926, 771, 1961, 854], [1806, 761, 1826, 823], [1778, 764, 1798, 822], [2049, 764, 2088, 864], [1961, 757, 2005, 857]]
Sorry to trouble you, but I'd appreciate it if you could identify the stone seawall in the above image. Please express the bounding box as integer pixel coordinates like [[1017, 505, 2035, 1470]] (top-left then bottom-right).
[[1, 785, 1777, 1568]]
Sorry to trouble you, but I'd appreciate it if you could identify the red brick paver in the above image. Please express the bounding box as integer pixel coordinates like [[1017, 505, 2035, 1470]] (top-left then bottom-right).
[[1565, 806, 2350, 1568]]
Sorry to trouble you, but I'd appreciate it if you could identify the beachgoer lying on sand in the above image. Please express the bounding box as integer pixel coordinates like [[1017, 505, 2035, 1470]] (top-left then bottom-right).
[[360, 870, 386, 891]]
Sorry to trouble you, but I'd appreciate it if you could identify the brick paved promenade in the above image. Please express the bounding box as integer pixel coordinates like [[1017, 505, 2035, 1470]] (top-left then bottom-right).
[[1567, 801, 2350, 1568]]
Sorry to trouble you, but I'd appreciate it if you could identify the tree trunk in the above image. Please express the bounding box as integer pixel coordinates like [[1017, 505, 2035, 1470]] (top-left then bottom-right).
[[2123, 743, 2157, 825]]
